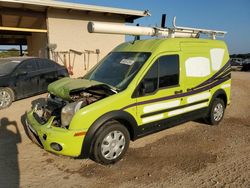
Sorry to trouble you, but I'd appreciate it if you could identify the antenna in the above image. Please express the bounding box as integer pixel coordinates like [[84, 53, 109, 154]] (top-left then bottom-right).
[[161, 14, 167, 28]]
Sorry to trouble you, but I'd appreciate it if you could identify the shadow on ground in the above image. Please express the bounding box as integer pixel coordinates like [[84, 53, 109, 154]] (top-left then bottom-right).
[[0, 117, 21, 188]]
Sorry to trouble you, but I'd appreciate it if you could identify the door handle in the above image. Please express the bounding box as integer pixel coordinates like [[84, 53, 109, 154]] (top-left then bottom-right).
[[175, 90, 183, 94]]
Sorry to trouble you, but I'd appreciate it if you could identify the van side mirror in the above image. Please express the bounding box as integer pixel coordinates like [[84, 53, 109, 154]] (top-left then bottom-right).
[[140, 80, 156, 95]]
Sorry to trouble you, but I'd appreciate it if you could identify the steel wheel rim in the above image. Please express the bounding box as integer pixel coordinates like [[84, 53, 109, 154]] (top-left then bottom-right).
[[213, 103, 224, 121], [101, 130, 126, 160], [0, 90, 11, 108]]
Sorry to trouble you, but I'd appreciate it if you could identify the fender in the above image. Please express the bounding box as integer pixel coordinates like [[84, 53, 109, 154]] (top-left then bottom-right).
[[210, 89, 228, 108], [79, 110, 138, 158]]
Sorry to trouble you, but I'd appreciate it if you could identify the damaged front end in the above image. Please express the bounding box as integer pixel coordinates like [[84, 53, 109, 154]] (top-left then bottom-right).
[[34, 84, 117, 129]]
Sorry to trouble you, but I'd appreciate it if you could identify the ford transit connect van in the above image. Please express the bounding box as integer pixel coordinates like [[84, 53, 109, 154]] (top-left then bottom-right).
[[26, 20, 231, 164]]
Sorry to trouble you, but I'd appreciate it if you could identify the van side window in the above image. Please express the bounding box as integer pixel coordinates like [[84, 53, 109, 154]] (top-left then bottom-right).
[[143, 62, 158, 93], [136, 55, 179, 97], [159, 55, 179, 88]]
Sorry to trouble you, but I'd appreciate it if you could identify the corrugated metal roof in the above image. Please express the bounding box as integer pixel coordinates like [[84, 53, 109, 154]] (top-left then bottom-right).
[[0, 0, 150, 19]]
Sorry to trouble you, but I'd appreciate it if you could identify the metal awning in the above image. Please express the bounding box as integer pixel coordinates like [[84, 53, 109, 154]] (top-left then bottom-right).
[[0, 0, 150, 23], [0, 0, 150, 45]]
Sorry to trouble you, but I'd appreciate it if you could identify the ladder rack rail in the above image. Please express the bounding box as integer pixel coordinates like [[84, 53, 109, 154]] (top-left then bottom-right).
[[88, 16, 227, 40], [172, 17, 227, 39]]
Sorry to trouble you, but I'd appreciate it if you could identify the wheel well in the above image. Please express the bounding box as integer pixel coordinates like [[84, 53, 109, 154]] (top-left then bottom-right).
[[212, 89, 227, 108], [112, 118, 136, 141], [216, 93, 227, 107], [87, 118, 136, 159], [80, 110, 138, 158]]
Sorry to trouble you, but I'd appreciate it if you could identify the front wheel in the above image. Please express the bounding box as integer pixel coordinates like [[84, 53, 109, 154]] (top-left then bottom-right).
[[0, 87, 14, 110], [91, 121, 130, 165], [205, 98, 225, 125]]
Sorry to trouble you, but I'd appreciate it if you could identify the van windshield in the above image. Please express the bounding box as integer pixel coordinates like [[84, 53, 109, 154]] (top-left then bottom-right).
[[84, 52, 151, 91]]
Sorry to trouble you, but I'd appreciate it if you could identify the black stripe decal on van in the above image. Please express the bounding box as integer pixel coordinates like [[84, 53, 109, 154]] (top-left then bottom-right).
[[193, 60, 231, 89], [141, 99, 209, 118], [121, 75, 230, 110]]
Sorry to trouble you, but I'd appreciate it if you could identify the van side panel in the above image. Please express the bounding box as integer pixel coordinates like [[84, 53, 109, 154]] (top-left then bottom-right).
[[180, 41, 231, 107]]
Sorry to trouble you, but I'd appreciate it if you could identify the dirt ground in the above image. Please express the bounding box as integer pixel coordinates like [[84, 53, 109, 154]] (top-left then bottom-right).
[[0, 72, 249, 188]]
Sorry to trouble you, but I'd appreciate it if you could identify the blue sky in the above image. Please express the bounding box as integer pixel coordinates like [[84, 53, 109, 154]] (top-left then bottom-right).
[[67, 0, 250, 54]]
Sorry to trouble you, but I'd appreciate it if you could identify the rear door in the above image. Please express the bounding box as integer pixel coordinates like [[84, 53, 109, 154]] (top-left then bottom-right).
[[15, 59, 39, 97], [37, 59, 58, 92], [135, 53, 185, 129]]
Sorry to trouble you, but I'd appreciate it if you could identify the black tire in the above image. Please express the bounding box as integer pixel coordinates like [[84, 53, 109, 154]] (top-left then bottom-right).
[[0, 87, 14, 110], [205, 98, 225, 125], [91, 121, 130, 165]]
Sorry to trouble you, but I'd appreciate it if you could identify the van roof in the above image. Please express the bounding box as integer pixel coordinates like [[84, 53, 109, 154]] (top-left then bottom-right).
[[114, 38, 227, 54]]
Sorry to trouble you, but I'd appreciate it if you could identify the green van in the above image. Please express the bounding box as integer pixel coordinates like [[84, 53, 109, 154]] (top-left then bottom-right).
[[26, 37, 231, 164]]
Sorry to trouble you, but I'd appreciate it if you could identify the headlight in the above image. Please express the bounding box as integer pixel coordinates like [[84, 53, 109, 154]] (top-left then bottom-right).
[[61, 101, 83, 127]]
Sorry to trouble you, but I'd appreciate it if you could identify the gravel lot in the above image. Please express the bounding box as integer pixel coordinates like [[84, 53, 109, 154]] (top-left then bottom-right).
[[0, 72, 249, 188]]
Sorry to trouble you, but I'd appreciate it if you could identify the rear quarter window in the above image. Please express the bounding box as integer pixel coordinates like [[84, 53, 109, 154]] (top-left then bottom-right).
[[18, 60, 38, 72], [37, 59, 57, 69]]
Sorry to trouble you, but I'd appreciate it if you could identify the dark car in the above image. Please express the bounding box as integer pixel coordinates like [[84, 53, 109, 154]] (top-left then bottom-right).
[[241, 63, 250, 71], [0, 57, 69, 109]]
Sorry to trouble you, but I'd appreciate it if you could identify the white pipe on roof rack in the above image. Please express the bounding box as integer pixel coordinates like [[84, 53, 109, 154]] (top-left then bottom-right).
[[88, 21, 158, 36], [88, 17, 227, 40], [88, 21, 198, 38]]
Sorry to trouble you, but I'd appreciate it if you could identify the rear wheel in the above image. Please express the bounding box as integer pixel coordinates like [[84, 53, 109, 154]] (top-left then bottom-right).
[[205, 98, 225, 125], [91, 121, 130, 165], [0, 87, 14, 110]]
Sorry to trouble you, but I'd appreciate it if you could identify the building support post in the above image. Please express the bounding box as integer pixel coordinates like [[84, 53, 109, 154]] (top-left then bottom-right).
[[20, 45, 23, 56]]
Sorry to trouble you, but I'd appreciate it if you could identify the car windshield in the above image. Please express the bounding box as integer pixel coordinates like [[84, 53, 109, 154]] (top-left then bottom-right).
[[0, 59, 20, 75], [84, 52, 151, 91]]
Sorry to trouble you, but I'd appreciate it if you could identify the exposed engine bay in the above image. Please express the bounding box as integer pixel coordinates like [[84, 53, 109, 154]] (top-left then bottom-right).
[[34, 84, 117, 128]]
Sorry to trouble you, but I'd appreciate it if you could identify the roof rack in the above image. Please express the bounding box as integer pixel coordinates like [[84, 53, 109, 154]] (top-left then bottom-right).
[[88, 16, 227, 40], [172, 17, 227, 40]]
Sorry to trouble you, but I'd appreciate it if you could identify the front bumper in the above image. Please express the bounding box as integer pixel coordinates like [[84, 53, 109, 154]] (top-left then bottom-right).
[[26, 110, 86, 157]]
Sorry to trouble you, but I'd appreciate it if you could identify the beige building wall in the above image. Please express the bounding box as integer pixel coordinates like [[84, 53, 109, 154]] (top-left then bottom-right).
[[27, 33, 48, 58], [47, 9, 125, 78]]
